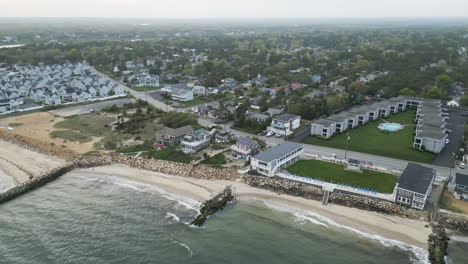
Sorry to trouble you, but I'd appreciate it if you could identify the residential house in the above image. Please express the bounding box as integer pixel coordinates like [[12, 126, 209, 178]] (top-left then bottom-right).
[[246, 112, 269, 123], [44, 93, 61, 105], [250, 142, 304, 176], [171, 88, 194, 102], [311, 74, 322, 84], [450, 173, 468, 200], [394, 163, 435, 210], [192, 85, 208, 96], [264, 107, 283, 117], [155, 125, 193, 149], [180, 128, 214, 153], [215, 130, 234, 144], [231, 137, 261, 160], [269, 114, 301, 136], [0, 98, 20, 113]]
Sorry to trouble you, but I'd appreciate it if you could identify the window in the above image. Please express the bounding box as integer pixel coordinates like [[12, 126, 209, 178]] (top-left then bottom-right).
[[397, 196, 410, 204]]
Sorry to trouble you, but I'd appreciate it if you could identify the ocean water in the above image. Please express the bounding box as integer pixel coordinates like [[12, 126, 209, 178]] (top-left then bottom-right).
[[0, 174, 461, 264]]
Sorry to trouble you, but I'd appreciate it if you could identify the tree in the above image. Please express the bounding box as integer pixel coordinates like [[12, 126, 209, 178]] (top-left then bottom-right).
[[460, 96, 468, 106], [436, 74, 453, 91], [399, 88, 417, 96], [347, 81, 368, 103], [425, 86, 443, 99]]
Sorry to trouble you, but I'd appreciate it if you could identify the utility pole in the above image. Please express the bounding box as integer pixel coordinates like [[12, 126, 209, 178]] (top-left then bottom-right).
[[449, 152, 455, 180], [344, 132, 350, 159]]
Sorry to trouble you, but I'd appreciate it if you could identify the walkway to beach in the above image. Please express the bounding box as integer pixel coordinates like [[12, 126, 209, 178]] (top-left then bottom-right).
[[277, 172, 395, 202]]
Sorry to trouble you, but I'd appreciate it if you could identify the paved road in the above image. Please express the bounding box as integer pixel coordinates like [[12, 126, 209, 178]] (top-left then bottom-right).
[[209, 119, 461, 180], [91, 67, 176, 112], [50, 98, 135, 116]]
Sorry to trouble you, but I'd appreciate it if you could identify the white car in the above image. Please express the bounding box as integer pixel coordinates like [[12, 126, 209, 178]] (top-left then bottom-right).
[[275, 133, 282, 138], [459, 163, 465, 169], [266, 131, 274, 137], [445, 138, 450, 144]]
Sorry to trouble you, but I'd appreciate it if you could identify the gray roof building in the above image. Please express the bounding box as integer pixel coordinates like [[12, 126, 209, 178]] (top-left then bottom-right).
[[397, 163, 435, 194], [252, 142, 303, 163]]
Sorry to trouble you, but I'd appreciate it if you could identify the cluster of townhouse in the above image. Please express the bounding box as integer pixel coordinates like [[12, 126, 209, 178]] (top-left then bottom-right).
[[413, 99, 448, 153], [127, 69, 160, 88], [0, 63, 125, 113], [311, 95, 447, 153]]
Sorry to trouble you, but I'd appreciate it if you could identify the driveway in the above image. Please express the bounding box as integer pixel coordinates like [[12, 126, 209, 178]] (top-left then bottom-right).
[[432, 110, 467, 167]]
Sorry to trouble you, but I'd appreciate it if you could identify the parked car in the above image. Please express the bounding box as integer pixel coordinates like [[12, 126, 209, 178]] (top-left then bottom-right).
[[266, 131, 274, 137], [275, 133, 282, 138], [459, 163, 465, 169], [446, 138, 450, 144]]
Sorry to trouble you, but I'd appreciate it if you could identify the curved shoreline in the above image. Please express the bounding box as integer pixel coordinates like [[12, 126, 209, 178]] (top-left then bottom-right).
[[67, 165, 431, 249]]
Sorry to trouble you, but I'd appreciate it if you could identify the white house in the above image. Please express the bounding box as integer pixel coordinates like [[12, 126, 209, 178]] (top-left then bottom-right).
[[250, 142, 304, 177], [269, 113, 301, 136], [447, 100, 460, 107], [171, 88, 193, 102]]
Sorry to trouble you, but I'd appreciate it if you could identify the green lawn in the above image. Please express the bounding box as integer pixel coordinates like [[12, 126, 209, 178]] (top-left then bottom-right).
[[201, 153, 227, 165], [286, 160, 397, 193], [303, 110, 434, 163], [53, 114, 115, 138], [145, 146, 195, 164], [178, 98, 209, 107]]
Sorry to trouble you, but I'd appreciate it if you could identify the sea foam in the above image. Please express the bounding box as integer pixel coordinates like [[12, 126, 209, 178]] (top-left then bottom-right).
[[82, 175, 201, 213], [260, 199, 430, 264]]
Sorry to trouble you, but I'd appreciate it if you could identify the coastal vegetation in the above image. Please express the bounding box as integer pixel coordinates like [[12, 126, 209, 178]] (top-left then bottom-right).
[[145, 146, 195, 164], [303, 110, 434, 163], [201, 153, 228, 166], [286, 159, 397, 193]]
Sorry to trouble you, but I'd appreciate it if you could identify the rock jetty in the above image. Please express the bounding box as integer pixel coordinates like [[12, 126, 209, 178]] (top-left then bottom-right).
[[427, 225, 450, 264], [191, 186, 236, 226]]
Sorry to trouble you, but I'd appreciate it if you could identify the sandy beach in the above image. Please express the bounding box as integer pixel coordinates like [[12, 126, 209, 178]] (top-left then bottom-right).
[[0, 139, 65, 186], [69, 164, 431, 248]]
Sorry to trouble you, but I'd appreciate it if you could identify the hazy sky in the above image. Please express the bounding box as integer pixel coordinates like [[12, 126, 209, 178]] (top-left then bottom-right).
[[1, 0, 468, 18]]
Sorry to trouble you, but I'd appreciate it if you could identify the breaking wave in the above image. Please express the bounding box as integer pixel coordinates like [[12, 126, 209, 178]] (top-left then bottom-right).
[[261, 199, 429, 264]]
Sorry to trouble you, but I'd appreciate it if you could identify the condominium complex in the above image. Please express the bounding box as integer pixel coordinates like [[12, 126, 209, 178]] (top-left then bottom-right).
[[311, 96, 447, 153]]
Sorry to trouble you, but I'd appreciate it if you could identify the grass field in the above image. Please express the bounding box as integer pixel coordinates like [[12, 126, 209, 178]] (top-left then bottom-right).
[[50, 130, 93, 143], [286, 160, 397, 193], [303, 110, 434, 163], [145, 146, 195, 164], [178, 98, 209, 107]]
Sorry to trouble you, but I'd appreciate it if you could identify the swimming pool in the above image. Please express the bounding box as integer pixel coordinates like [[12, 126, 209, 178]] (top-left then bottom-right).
[[378, 123, 404, 132]]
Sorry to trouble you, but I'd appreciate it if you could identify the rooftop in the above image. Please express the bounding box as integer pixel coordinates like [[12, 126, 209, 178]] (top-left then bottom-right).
[[252, 142, 303, 163], [273, 113, 300, 122], [398, 163, 435, 194], [455, 173, 468, 186]]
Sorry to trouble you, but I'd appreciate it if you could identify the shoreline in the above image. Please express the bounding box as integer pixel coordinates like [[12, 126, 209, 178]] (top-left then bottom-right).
[[68, 164, 431, 249], [0, 139, 65, 187]]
